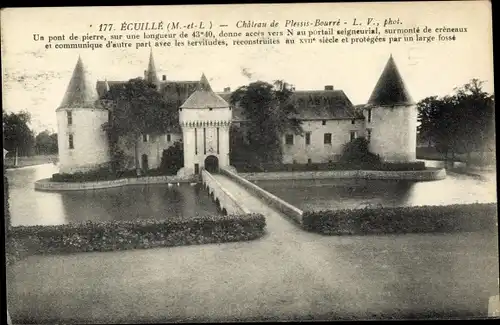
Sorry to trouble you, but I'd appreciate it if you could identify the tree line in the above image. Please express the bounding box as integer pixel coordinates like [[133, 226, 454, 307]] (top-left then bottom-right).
[[3, 111, 58, 157], [417, 79, 495, 164]]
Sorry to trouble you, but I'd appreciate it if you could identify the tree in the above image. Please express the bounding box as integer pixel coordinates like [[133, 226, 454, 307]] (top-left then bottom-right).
[[101, 78, 179, 174], [34, 130, 58, 155], [159, 140, 184, 175], [229, 80, 302, 164], [2, 110, 35, 157], [417, 79, 495, 164]]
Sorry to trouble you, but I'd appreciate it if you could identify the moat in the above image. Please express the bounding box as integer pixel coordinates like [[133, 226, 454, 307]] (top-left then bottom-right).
[[7, 164, 221, 226], [6, 162, 496, 226]]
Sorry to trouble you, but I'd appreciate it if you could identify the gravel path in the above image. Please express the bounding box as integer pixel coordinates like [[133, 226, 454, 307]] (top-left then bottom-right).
[[7, 175, 499, 322]]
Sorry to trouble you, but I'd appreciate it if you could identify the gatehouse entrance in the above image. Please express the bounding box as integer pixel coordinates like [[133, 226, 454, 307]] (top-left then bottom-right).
[[204, 155, 219, 173], [141, 154, 149, 171]]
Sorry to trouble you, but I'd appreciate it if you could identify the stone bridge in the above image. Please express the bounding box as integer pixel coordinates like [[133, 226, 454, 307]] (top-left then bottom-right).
[[201, 169, 250, 215], [201, 168, 303, 223]]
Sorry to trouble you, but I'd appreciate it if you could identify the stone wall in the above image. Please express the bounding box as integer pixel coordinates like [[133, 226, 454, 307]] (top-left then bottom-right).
[[34, 174, 196, 192], [201, 170, 249, 215], [57, 108, 110, 174], [221, 168, 303, 224], [368, 104, 418, 162], [239, 168, 447, 181], [280, 119, 366, 164]]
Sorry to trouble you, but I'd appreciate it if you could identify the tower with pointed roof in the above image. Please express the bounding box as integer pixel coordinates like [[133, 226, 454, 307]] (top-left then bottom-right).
[[56, 56, 110, 174], [364, 55, 417, 162], [178, 73, 232, 176], [144, 49, 160, 89]]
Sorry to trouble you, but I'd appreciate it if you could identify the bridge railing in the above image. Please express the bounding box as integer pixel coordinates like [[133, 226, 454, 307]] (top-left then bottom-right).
[[201, 169, 250, 215], [220, 168, 303, 224]]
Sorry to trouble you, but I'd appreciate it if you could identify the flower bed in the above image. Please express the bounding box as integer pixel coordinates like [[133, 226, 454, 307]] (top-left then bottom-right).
[[7, 213, 266, 263], [302, 203, 497, 235]]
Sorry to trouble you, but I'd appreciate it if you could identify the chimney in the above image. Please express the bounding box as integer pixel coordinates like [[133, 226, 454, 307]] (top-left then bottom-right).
[[324, 85, 334, 91], [224, 87, 231, 92], [162, 75, 166, 81]]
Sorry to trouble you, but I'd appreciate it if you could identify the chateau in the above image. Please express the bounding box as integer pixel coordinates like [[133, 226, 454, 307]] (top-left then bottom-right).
[[56, 52, 417, 176]]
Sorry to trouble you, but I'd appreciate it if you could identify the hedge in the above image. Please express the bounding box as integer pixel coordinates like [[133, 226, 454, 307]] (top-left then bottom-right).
[[51, 167, 175, 183], [302, 203, 497, 235], [235, 161, 427, 173], [7, 213, 266, 262]]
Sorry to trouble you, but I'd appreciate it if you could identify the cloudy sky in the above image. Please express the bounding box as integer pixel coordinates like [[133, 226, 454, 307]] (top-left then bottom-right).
[[1, 1, 494, 133]]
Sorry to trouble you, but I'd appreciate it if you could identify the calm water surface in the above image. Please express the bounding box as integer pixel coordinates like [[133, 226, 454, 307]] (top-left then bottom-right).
[[256, 168, 497, 211], [7, 164, 220, 226]]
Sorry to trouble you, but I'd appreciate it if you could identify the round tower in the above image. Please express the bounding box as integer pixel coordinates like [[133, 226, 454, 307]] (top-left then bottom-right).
[[364, 55, 417, 162], [178, 73, 232, 176], [56, 56, 110, 174]]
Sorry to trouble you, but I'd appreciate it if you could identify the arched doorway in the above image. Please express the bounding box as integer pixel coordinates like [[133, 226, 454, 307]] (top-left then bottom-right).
[[204, 155, 219, 173], [141, 154, 149, 171]]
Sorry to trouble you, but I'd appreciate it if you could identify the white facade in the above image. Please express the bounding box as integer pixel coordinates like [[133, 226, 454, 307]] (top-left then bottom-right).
[[179, 107, 232, 176], [366, 104, 418, 162], [282, 119, 366, 164], [57, 108, 110, 174]]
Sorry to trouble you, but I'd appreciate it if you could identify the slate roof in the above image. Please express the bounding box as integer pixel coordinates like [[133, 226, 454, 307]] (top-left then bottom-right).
[[180, 74, 229, 109], [219, 89, 361, 121], [367, 55, 414, 106], [57, 56, 99, 110]]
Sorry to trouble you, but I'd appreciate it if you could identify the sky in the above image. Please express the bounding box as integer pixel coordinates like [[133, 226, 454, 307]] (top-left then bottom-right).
[[1, 1, 494, 134]]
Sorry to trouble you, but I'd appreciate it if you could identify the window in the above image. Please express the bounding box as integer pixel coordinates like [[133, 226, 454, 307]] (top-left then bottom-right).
[[195, 128, 198, 155], [305, 132, 311, 145], [285, 134, 294, 145], [203, 128, 206, 155], [142, 134, 148, 142], [366, 129, 372, 142], [166, 134, 171, 142], [217, 127, 220, 154], [322, 120, 326, 126], [307, 158, 312, 164], [351, 119, 355, 125], [367, 108, 372, 123], [68, 134, 74, 149], [67, 111, 73, 125], [324, 133, 332, 144], [350, 131, 357, 142], [194, 163, 199, 175]]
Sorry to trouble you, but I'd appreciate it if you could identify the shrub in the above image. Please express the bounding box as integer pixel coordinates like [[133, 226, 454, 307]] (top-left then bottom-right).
[[302, 203, 497, 235], [340, 137, 381, 166], [159, 140, 184, 175], [9, 213, 266, 256]]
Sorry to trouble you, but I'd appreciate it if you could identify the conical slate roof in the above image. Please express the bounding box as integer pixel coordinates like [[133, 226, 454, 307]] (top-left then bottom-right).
[[367, 55, 414, 106], [180, 73, 229, 109], [145, 49, 159, 84], [58, 56, 98, 110]]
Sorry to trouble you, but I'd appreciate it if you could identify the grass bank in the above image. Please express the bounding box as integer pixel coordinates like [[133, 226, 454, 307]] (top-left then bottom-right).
[[4, 154, 58, 168]]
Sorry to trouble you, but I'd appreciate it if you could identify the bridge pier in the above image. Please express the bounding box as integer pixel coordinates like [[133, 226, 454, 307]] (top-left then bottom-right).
[[201, 170, 249, 215]]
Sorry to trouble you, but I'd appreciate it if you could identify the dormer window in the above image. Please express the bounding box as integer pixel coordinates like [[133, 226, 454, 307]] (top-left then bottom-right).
[[209, 107, 213, 111]]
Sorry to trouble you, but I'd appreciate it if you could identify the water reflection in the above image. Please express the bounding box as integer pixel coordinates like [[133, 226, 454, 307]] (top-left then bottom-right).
[[257, 173, 497, 211], [7, 164, 220, 226]]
